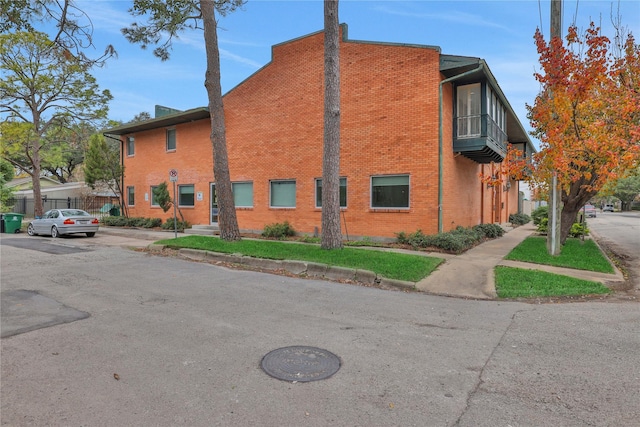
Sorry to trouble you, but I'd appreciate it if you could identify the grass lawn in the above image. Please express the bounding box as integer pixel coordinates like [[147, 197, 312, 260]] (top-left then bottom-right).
[[505, 236, 614, 273], [495, 266, 611, 298], [155, 235, 444, 282]]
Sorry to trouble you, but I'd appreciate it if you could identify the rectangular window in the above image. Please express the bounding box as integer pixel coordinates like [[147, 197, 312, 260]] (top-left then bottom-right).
[[127, 186, 135, 206], [371, 175, 409, 209], [178, 184, 195, 207], [166, 128, 176, 151], [456, 83, 481, 138], [150, 185, 159, 206], [270, 180, 296, 208], [126, 136, 135, 156], [315, 178, 347, 208], [232, 181, 253, 207]]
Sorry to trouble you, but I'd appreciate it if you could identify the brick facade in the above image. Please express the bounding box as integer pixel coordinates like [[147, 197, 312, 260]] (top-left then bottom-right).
[[114, 26, 525, 239]]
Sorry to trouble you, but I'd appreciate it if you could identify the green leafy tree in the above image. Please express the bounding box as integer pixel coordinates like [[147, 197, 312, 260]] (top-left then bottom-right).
[[84, 133, 125, 216], [152, 181, 185, 222], [122, 0, 244, 241], [0, 0, 115, 66], [0, 159, 16, 212], [612, 175, 640, 210], [0, 31, 112, 217], [152, 182, 173, 213], [41, 122, 96, 183]]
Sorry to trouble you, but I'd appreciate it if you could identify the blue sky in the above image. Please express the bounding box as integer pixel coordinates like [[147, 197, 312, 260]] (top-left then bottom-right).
[[80, 0, 639, 144]]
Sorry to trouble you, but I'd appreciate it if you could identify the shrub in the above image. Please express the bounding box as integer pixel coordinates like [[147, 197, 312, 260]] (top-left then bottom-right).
[[531, 205, 548, 225], [101, 216, 162, 228], [569, 222, 589, 237], [426, 227, 483, 253], [396, 229, 429, 248], [162, 218, 189, 232], [262, 221, 296, 239], [101, 216, 128, 226], [473, 223, 505, 238], [537, 217, 549, 233], [509, 213, 531, 226]]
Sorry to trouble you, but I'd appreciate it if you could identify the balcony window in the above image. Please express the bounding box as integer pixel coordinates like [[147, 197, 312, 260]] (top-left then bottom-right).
[[456, 83, 481, 138]]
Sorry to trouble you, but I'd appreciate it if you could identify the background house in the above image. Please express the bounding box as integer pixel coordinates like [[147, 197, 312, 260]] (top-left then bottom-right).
[[106, 24, 535, 239]]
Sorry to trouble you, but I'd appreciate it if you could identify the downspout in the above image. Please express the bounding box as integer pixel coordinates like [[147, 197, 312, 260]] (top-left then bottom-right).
[[438, 63, 483, 233]]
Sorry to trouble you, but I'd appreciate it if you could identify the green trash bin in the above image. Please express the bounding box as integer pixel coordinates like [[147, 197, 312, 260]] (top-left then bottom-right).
[[3, 213, 24, 233], [109, 206, 120, 216]]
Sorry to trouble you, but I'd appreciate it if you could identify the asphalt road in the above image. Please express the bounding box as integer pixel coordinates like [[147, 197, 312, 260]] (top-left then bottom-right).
[[1, 233, 639, 426], [587, 210, 640, 293]]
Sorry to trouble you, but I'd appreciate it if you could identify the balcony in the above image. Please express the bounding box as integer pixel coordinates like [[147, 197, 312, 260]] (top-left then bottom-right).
[[454, 114, 507, 163]]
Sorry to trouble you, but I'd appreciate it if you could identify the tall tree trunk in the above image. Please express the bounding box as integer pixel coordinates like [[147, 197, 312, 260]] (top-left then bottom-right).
[[321, 0, 342, 250], [201, 0, 240, 241], [559, 180, 597, 244]]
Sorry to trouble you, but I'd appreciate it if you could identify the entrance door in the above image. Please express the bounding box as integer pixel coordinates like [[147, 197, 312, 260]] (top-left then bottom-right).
[[210, 183, 218, 225]]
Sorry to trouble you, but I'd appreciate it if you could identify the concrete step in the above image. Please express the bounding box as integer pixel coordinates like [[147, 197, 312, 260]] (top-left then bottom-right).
[[183, 224, 219, 236]]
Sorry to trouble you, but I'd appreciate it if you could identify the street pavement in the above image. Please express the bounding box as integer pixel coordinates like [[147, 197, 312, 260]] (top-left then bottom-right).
[[1, 223, 638, 426]]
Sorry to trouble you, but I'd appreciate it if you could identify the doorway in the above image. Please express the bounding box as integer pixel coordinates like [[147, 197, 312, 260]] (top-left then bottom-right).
[[210, 183, 218, 225]]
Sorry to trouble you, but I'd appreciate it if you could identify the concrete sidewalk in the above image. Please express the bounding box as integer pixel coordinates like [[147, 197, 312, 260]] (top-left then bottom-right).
[[414, 224, 538, 299], [99, 224, 624, 299], [415, 223, 624, 299]]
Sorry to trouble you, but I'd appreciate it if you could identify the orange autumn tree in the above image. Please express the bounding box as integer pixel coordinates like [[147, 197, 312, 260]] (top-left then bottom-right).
[[527, 22, 640, 244], [479, 144, 529, 191]]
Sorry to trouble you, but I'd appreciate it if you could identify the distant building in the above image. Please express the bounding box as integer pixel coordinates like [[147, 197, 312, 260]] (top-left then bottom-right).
[[105, 24, 535, 239]]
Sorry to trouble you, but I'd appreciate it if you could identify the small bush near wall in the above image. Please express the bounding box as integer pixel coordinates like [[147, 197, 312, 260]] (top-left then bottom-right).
[[101, 216, 162, 228], [262, 221, 296, 239], [162, 218, 189, 232], [509, 213, 531, 225], [397, 225, 497, 254], [473, 223, 505, 239]]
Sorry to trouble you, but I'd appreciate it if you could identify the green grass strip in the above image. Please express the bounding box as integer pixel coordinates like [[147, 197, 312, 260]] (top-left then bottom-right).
[[155, 235, 444, 282], [495, 266, 611, 298], [505, 236, 613, 273]]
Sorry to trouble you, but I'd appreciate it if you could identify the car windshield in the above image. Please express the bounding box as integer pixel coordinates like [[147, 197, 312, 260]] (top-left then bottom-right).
[[61, 210, 89, 217]]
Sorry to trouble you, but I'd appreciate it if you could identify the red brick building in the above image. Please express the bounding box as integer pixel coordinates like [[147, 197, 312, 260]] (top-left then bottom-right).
[[106, 25, 534, 239]]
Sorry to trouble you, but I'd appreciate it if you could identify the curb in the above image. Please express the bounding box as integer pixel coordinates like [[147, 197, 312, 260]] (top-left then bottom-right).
[[156, 245, 415, 291]]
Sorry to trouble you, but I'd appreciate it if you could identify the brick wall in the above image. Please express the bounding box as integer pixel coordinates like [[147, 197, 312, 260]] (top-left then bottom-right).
[[123, 28, 520, 238]]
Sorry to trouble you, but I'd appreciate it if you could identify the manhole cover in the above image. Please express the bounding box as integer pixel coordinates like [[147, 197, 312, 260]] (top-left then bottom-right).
[[260, 346, 341, 382]]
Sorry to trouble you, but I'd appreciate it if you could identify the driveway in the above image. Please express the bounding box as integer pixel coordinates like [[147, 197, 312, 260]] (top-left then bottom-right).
[[1, 234, 639, 426]]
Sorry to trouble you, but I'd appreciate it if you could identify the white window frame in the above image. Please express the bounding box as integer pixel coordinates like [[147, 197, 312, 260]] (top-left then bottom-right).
[[166, 128, 176, 151], [126, 136, 135, 156], [456, 83, 481, 138], [178, 184, 195, 207], [370, 175, 410, 209], [232, 181, 254, 208], [150, 185, 160, 207], [315, 177, 347, 208], [270, 180, 296, 208], [127, 186, 135, 206]]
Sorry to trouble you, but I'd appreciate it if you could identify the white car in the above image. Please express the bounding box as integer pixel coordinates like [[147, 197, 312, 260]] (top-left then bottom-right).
[[603, 204, 614, 212], [27, 209, 100, 238]]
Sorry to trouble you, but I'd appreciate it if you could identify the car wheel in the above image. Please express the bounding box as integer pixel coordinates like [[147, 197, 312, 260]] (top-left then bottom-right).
[[27, 223, 36, 236], [86, 232, 96, 237], [51, 225, 59, 238]]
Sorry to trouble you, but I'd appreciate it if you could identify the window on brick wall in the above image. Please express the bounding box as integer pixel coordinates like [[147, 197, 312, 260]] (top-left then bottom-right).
[[178, 184, 195, 207], [126, 136, 135, 156], [127, 186, 135, 206], [232, 181, 253, 207], [315, 177, 347, 208], [456, 83, 481, 138], [371, 175, 409, 209], [270, 180, 296, 208], [150, 185, 159, 207], [166, 128, 176, 151]]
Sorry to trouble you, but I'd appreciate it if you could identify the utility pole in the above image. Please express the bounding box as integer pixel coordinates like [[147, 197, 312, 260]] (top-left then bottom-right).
[[547, 0, 562, 255]]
